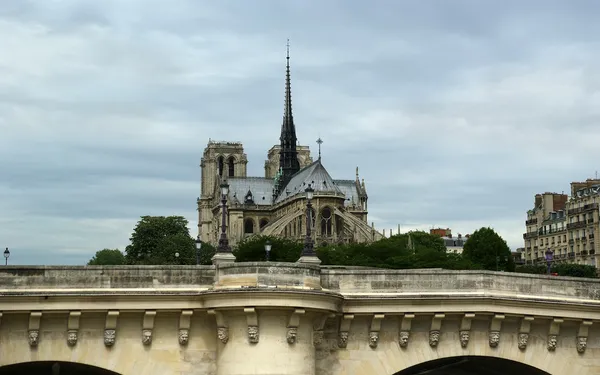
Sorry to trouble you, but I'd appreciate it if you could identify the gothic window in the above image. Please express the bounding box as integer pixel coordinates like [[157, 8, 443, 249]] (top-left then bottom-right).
[[244, 218, 254, 234], [259, 218, 269, 230], [228, 156, 235, 177], [217, 156, 224, 176], [321, 207, 332, 237]]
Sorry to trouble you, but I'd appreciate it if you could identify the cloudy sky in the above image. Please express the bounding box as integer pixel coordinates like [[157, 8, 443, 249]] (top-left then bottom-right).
[[1, 0, 599, 265]]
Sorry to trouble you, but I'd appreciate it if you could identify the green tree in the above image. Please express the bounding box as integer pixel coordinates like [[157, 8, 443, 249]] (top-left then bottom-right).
[[462, 227, 515, 272], [87, 249, 125, 265], [408, 231, 447, 253], [234, 235, 302, 262], [124, 216, 196, 265]]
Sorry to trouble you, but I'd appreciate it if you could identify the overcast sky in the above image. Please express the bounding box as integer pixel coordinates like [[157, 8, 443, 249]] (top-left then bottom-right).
[[1, 1, 599, 265]]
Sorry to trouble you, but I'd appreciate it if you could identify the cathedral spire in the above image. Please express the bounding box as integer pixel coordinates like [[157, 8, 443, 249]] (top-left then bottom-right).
[[278, 39, 300, 191]]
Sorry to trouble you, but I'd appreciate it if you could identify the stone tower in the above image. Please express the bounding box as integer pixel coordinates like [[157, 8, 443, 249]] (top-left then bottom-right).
[[197, 141, 247, 242]]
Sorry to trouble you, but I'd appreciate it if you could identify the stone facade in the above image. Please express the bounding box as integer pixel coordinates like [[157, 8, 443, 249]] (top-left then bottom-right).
[[1, 265, 600, 374]]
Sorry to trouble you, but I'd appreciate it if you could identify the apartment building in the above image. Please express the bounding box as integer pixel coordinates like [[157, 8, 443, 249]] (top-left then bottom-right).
[[523, 179, 600, 267]]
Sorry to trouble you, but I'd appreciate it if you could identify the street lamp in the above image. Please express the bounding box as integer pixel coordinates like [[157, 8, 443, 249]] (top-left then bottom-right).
[[195, 237, 202, 265], [217, 181, 231, 253], [545, 248, 553, 275], [300, 184, 316, 257], [3, 247, 9, 266], [264, 240, 272, 261], [175, 252, 180, 265]]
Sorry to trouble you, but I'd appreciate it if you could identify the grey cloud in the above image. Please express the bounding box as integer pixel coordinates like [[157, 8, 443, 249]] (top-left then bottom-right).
[[2, 0, 600, 264]]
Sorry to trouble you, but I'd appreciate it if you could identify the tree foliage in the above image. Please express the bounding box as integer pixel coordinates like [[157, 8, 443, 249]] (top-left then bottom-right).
[[234, 235, 302, 262], [462, 227, 515, 272], [516, 263, 597, 278], [124, 216, 197, 265], [87, 249, 125, 265]]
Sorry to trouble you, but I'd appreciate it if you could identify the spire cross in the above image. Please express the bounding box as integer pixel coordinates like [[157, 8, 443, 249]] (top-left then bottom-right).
[[316, 138, 323, 160]]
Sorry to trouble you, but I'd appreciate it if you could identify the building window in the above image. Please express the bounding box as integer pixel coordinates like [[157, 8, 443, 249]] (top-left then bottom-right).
[[259, 218, 269, 230], [244, 218, 254, 234], [218, 156, 225, 176], [228, 156, 235, 177]]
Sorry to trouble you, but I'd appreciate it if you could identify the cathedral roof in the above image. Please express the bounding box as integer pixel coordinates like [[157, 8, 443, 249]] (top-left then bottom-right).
[[227, 177, 274, 206], [275, 159, 343, 204], [334, 179, 363, 207]]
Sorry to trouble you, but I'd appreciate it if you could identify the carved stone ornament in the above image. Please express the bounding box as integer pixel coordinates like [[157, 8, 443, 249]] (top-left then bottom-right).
[[547, 335, 558, 351], [429, 330, 440, 347], [459, 330, 470, 348], [178, 329, 189, 345], [104, 329, 116, 347], [488, 331, 500, 348], [398, 331, 410, 348], [142, 329, 152, 345], [368, 331, 379, 348], [577, 336, 587, 354], [286, 327, 298, 345], [313, 330, 324, 346], [67, 330, 78, 346], [218, 327, 229, 344], [248, 325, 259, 344], [518, 333, 529, 350], [338, 331, 349, 348], [28, 330, 39, 347]]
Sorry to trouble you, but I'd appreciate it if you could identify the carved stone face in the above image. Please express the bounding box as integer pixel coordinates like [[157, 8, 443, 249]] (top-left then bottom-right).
[[28, 330, 39, 347], [399, 331, 409, 348], [577, 336, 587, 353], [338, 331, 349, 348], [459, 330, 470, 348], [104, 329, 116, 347], [313, 330, 324, 346], [547, 335, 557, 351], [142, 329, 152, 345], [518, 333, 529, 350], [489, 331, 500, 347], [178, 329, 189, 345], [286, 327, 297, 345], [248, 326, 259, 344], [218, 327, 229, 344], [67, 330, 78, 346], [429, 330, 440, 347], [368, 331, 379, 348]]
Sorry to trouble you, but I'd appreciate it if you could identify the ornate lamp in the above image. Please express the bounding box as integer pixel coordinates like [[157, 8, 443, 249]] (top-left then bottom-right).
[[3, 247, 9, 266], [300, 185, 316, 258], [195, 237, 202, 265], [264, 240, 272, 261], [217, 181, 232, 253]]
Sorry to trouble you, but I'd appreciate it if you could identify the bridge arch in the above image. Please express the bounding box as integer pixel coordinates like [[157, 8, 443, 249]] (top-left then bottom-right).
[[0, 361, 121, 375], [394, 356, 550, 375]]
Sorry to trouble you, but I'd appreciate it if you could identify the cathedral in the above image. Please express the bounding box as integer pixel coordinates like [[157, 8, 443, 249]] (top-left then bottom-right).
[[197, 46, 383, 247]]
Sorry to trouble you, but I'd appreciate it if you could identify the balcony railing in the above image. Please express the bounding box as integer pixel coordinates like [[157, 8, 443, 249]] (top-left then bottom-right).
[[526, 218, 538, 225], [568, 252, 575, 258], [582, 250, 589, 256], [523, 232, 537, 239], [591, 249, 596, 255], [567, 221, 586, 230]]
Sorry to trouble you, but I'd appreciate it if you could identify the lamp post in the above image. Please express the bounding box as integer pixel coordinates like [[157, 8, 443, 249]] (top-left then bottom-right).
[[264, 240, 272, 261], [3, 247, 9, 266], [175, 252, 180, 265], [301, 185, 315, 257], [545, 248, 553, 275], [217, 181, 231, 253], [195, 237, 202, 265]]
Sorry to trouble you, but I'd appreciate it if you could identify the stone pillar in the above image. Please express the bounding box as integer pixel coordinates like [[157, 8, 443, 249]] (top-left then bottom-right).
[[216, 310, 315, 375]]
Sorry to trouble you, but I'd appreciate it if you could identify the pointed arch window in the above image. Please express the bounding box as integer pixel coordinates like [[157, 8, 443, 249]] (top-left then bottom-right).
[[321, 207, 332, 237], [259, 218, 269, 230], [228, 156, 235, 177], [217, 156, 225, 176]]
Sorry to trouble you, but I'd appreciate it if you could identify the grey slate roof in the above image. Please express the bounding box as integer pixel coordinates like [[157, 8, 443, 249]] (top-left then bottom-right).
[[334, 179, 361, 207], [275, 160, 343, 204], [227, 177, 274, 206]]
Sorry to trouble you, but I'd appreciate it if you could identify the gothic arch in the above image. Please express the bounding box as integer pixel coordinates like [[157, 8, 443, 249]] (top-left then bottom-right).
[[217, 156, 225, 176], [320, 206, 333, 237], [227, 155, 236, 177]]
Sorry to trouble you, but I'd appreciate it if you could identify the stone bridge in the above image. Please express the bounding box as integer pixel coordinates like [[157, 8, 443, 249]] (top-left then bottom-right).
[[0, 263, 599, 375]]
